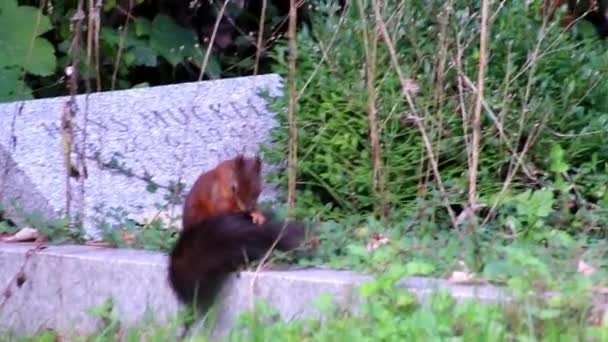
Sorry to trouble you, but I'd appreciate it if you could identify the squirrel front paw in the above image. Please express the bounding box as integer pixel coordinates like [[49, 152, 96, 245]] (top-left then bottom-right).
[[250, 211, 266, 225]]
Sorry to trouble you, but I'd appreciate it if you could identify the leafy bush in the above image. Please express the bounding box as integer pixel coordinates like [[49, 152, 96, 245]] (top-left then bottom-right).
[[0, 0, 309, 102], [0, 1, 57, 101], [227, 262, 607, 341], [263, 0, 608, 231]]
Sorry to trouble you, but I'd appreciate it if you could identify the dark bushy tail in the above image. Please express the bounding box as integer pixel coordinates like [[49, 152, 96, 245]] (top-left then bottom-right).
[[167, 210, 307, 311]]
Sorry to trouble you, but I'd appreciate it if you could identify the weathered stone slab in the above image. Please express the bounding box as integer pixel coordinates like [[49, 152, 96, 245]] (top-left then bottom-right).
[[0, 142, 58, 227], [0, 243, 181, 339], [0, 75, 284, 237], [0, 242, 518, 340]]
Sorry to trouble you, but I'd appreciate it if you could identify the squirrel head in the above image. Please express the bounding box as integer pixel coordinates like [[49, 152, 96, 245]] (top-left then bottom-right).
[[230, 154, 262, 211]]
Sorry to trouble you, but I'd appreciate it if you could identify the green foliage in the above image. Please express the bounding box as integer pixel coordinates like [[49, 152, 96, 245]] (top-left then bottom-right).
[[0, 0, 300, 102], [93, 205, 179, 251], [100, 14, 222, 79], [0, 0, 56, 101], [263, 0, 608, 236], [1, 2, 607, 338], [2, 232, 607, 341], [501, 188, 556, 241], [224, 265, 606, 341], [0, 199, 85, 243]]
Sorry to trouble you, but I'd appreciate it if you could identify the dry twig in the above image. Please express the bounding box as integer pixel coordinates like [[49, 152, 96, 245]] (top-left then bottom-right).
[[467, 0, 490, 220], [253, 0, 268, 75], [286, 0, 298, 210], [371, 0, 459, 231], [357, 0, 389, 221]]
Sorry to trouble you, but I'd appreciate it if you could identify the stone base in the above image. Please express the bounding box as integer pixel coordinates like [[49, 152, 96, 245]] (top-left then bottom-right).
[[1, 242, 597, 340]]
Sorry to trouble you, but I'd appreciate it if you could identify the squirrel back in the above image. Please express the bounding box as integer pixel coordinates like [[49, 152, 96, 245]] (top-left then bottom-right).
[[182, 154, 263, 231], [167, 210, 308, 311]]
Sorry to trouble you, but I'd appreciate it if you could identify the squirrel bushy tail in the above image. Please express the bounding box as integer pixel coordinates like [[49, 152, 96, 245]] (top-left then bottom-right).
[[167, 210, 307, 311]]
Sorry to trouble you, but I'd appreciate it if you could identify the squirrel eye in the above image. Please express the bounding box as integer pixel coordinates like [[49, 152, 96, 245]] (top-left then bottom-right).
[[230, 183, 238, 193]]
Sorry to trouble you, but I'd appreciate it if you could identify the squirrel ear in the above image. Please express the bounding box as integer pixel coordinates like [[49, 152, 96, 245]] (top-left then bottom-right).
[[235, 154, 245, 168], [230, 180, 238, 193], [253, 155, 262, 171]]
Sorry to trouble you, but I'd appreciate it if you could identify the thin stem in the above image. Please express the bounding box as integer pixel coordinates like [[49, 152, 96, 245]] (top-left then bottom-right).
[[253, 0, 268, 75], [287, 0, 298, 211]]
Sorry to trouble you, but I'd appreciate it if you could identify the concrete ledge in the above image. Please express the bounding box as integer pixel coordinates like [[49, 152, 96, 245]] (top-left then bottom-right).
[[0, 242, 559, 338]]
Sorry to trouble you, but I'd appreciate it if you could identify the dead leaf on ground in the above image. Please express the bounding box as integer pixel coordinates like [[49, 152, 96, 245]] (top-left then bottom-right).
[[587, 292, 608, 327], [366, 232, 390, 252], [577, 259, 598, 277], [304, 235, 321, 249], [1, 227, 43, 243], [446, 260, 484, 284], [590, 285, 608, 295], [447, 270, 477, 284], [83, 240, 116, 248], [120, 229, 137, 246], [402, 78, 421, 96]]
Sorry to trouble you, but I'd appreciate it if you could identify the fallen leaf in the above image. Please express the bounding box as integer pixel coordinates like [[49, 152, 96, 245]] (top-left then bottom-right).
[[304, 235, 321, 249], [120, 229, 137, 246], [399, 113, 423, 127], [366, 232, 389, 252], [402, 78, 420, 96], [454, 204, 486, 227], [1, 227, 42, 242], [84, 241, 116, 248], [577, 259, 598, 277], [590, 285, 608, 295], [447, 270, 476, 284], [586, 293, 608, 327]]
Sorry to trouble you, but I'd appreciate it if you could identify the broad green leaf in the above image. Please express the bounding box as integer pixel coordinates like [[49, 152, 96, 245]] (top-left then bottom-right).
[[146, 15, 222, 78], [123, 50, 136, 66], [530, 189, 555, 218], [103, 0, 117, 12], [0, 1, 56, 76], [101, 26, 149, 50], [1, 3, 53, 36], [536, 308, 561, 320], [148, 14, 199, 66], [395, 292, 416, 308], [100, 27, 158, 67], [550, 144, 569, 173], [194, 52, 222, 79], [404, 261, 435, 276], [0, 67, 32, 103], [134, 17, 154, 37], [23, 38, 56, 76], [359, 280, 379, 297], [0, 0, 17, 12], [345, 244, 368, 258], [311, 293, 335, 313], [131, 46, 158, 67]]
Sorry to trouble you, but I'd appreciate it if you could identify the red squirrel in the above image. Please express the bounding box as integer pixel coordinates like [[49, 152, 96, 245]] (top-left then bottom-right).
[[181, 154, 266, 231], [167, 210, 307, 315], [168, 154, 311, 336]]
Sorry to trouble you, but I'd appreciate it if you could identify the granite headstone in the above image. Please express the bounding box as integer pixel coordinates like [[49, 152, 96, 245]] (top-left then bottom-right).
[[0, 74, 285, 238]]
